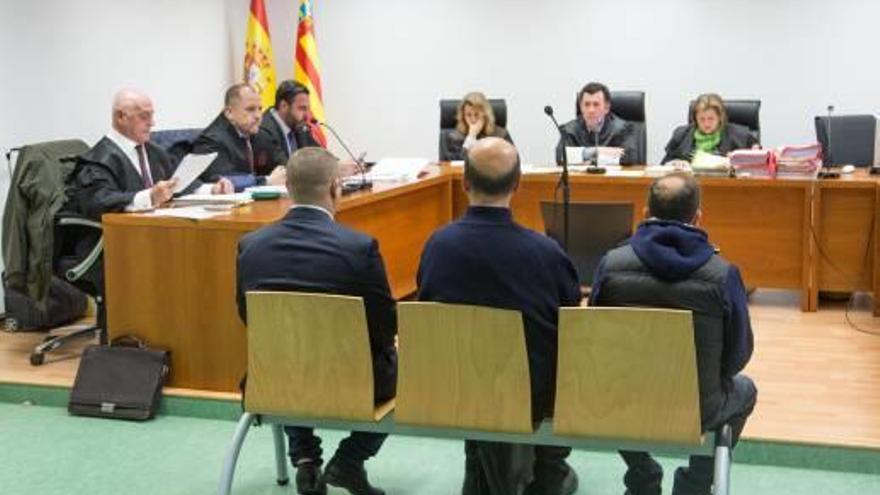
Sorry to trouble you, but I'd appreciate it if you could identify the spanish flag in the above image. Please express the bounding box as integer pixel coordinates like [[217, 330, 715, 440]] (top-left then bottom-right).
[[294, 0, 327, 146], [244, 0, 277, 109]]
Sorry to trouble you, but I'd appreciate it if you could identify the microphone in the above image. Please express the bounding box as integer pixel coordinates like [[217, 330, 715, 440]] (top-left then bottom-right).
[[825, 104, 834, 167], [544, 106, 567, 167], [544, 105, 571, 251], [311, 118, 371, 192]]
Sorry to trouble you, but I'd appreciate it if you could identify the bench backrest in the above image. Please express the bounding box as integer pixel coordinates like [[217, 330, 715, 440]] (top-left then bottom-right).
[[554, 306, 702, 445], [244, 291, 375, 421], [396, 302, 534, 433]]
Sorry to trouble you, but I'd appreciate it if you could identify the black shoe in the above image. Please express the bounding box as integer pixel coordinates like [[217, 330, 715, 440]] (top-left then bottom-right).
[[295, 462, 327, 495], [323, 458, 385, 495], [524, 466, 578, 495]]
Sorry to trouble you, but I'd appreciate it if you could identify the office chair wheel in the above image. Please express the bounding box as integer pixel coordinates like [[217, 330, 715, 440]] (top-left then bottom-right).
[[29, 352, 45, 366]]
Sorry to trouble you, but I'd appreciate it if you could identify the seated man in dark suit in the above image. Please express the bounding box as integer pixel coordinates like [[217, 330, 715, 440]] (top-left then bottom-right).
[[65, 88, 232, 221], [257, 80, 322, 165], [236, 147, 397, 495], [194, 83, 287, 190], [555, 81, 639, 165], [417, 138, 581, 495], [591, 173, 757, 495]]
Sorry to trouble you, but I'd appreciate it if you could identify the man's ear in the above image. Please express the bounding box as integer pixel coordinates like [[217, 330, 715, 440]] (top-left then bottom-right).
[[692, 209, 703, 226], [642, 206, 650, 220]]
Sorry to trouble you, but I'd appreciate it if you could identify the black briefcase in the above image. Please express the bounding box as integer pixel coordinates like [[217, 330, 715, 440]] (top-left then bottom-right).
[[68, 336, 169, 421]]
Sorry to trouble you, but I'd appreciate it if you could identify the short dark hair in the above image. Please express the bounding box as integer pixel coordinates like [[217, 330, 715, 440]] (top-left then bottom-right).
[[225, 83, 253, 107], [647, 173, 701, 223], [578, 82, 611, 107], [464, 150, 521, 196], [275, 80, 310, 108]]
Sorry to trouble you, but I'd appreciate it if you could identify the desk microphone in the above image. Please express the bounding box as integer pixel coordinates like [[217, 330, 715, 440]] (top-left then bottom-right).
[[825, 104, 835, 167], [311, 118, 372, 192], [544, 105, 571, 250]]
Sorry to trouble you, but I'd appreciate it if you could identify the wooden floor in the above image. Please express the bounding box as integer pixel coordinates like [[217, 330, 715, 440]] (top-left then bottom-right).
[[1, 290, 879, 449]]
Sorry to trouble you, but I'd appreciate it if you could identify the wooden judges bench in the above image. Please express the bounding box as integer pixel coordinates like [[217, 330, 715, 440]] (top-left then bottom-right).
[[102, 165, 880, 392]]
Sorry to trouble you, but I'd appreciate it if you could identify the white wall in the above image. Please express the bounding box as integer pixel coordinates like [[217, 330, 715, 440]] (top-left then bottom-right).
[[2, 0, 880, 309]]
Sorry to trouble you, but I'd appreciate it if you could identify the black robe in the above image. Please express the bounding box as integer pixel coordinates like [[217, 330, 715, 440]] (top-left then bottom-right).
[[193, 113, 276, 181]]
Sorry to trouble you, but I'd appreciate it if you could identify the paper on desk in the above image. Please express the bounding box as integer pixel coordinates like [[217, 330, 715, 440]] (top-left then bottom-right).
[[150, 206, 227, 220], [171, 152, 217, 193], [521, 164, 559, 174], [368, 158, 430, 181], [173, 192, 253, 206]]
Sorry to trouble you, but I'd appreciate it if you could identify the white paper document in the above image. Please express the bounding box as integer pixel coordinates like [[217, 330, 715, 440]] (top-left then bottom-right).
[[171, 152, 217, 193], [367, 158, 430, 181], [149, 206, 228, 220], [173, 192, 254, 206]]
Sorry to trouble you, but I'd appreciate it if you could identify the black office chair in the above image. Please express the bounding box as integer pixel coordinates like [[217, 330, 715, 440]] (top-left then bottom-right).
[[574, 90, 647, 164], [2, 139, 106, 365], [814, 114, 877, 167], [150, 128, 202, 165], [688, 99, 762, 142], [438, 98, 507, 160]]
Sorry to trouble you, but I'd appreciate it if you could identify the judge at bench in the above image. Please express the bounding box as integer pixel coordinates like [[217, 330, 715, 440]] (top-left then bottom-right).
[[555, 81, 639, 165], [65, 88, 232, 220], [236, 147, 397, 495], [193, 83, 286, 190]]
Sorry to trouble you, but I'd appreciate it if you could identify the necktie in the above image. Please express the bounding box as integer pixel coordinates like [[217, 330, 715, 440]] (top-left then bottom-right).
[[287, 131, 296, 155], [135, 144, 153, 187], [244, 137, 255, 172]]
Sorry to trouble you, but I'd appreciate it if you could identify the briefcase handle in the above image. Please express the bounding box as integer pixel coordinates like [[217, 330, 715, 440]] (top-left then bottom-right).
[[110, 335, 147, 349]]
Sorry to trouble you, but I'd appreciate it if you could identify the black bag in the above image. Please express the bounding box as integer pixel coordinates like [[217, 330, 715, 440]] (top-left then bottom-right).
[[68, 336, 169, 421], [2, 275, 88, 332]]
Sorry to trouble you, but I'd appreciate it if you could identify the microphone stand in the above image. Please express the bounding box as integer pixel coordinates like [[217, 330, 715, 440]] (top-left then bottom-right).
[[544, 106, 571, 251], [314, 119, 371, 193]]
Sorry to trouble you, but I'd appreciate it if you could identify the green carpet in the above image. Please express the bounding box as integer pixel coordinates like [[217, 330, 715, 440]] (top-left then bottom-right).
[[1, 402, 878, 494]]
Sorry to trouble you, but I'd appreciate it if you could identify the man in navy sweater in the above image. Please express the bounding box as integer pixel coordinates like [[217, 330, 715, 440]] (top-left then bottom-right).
[[417, 137, 582, 495], [591, 172, 757, 495]]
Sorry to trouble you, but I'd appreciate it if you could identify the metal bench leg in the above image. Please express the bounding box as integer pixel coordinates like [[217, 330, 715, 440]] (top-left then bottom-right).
[[713, 424, 733, 495], [218, 412, 257, 495], [272, 423, 290, 485]]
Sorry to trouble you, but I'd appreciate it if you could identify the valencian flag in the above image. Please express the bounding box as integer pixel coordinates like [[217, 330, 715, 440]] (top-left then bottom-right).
[[244, 0, 277, 109], [294, 0, 327, 146]]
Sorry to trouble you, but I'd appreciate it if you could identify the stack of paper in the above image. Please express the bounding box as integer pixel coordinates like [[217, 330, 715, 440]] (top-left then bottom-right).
[[729, 149, 774, 178], [775, 143, 822, 179], [690, 150, 731, 176]]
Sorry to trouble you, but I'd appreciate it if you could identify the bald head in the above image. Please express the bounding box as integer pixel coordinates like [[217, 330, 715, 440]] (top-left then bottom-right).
[[463, 137, 521, 204], [112, 88, 154, 144], [647, 172, 701, 223], [287, 147, 339, 208]]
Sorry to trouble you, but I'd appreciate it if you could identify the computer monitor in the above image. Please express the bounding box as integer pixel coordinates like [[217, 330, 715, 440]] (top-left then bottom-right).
[[541, 201, 634, 286], [814, 114, 880, 167]]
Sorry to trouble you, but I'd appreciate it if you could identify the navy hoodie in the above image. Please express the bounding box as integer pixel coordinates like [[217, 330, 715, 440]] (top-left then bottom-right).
[[591, 220, 754, 378]]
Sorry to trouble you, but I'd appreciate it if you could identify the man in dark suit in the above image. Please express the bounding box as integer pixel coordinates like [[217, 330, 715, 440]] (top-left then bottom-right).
[[555, 81, 639, 165], [194, 83, 287, 190], [257, 80, 322, 166], [65, 88, 232, 220], [417, 138, 582, 495], [236, 147, 397, 495]]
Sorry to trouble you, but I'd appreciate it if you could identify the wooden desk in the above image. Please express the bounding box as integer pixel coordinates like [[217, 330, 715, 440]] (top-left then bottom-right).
[[102, 174, 452, 391], [812, 170, 879, 314], [452, 169, 814, 310], [103, 166, 879, 392]]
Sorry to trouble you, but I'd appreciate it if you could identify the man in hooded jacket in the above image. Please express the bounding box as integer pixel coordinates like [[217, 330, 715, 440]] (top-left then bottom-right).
[[590, 172, 757, 495]]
